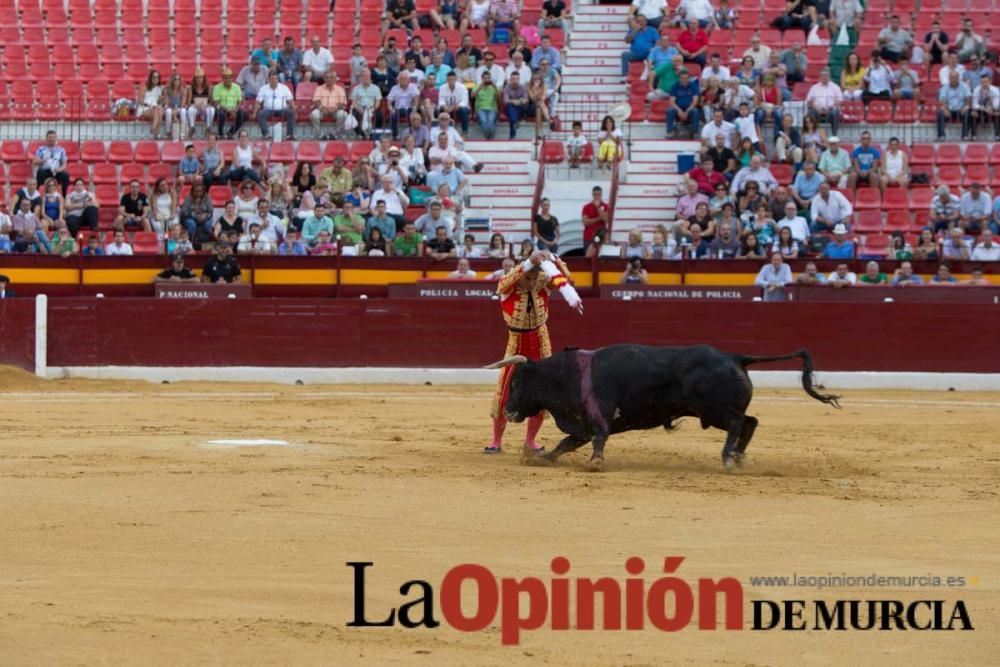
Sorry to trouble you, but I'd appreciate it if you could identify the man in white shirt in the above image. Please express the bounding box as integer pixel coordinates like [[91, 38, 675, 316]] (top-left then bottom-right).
[[448, 257, 478, 279], [371, 175, 411, 229], [863, 53, 894, 98], [971, 72, 1000, 140], [428, 116, 482, 172], [938, 52, 965, 86], [806, 68, 844, 134], [700, 108, 735, 148], [971, 228, 1000, 261], [940, 227, 972, 261], [438, 71, 471, 133], [504, 52, 531, 87], [777, 201, 810, 243], [105, 230, 134, 256], [246, 200, 286, 245], [730, 155, 779, 196], [629, 0, 667, 30], [700, 52, 731, 84], [255, 71, 296, 140], [809, 182, 854, 233], [303, 36, 334, 83], [679, 0, 714, 28], [743, 34, 772, 69], [828, 263, 857, 287], [476, 52, 505, 89]]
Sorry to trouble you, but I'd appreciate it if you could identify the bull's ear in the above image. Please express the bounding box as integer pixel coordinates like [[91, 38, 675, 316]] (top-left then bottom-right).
[[483, 355, 529, 370]]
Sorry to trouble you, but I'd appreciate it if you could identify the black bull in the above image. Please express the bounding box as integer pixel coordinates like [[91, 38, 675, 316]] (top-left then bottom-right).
[[486, 344, 840, 470]]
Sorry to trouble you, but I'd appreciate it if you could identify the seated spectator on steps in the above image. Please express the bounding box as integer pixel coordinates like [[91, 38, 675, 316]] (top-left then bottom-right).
[[864, 51, 894, 101], [278, 230, 308, 256], [32, 130, 70, 195], [687, 157, 727, 196], [821, 224, 856, 259], [311, 73, 348, 139], [383, 0, 419, 33], [301, 203, 334, 248], [810, 182, 853, 233], [971, 229, 1000, 261], [708, 222, 741, 258], [255, 71, 296, 140], [880, 137, 910, 190], [929, 185, 961, 233], [115, 180, 151, 232], [817, 136, 851, 188], [840, 51, 865, 101], [929, 263, 959, 285], [678, 221, 710, 258], [238, 223, 275, 255], [828, 263, 857, 288], [621, 228, 650, 259], [859, 260, 889, 285], [772, 224, 801, 259], [676, 20, 709, 67], [936, 71, 971, 140], [791, 161, 823, 208], [105, 229, 133, 256], [891, 261, 924, 286], [806, 69, 843, 135], [795, 261, 827, 285], [64, 178, 99, 236], [878, 14, 912, 63], [754, 253, 793, 301], [940, 227, 972, 261], [620, 256, 650, 284], [488, 0, 521, 42], [777, 202, 810, 245], [850, 130, 881, 190], [448, 257, 478, 279], [960, 183, 992, 232], [310, 230, 338, 255], [730, 155, 778, 197], [137, 70, 165, 139], [393, 221, 425, 257], [621, 15, 660, 80], [963, 266, 991, 285]]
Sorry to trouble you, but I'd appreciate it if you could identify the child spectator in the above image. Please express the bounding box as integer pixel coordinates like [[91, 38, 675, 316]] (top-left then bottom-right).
[[349, 43, 368, 86], [566, 121, 589, 168], [178, 145, 202, 185]]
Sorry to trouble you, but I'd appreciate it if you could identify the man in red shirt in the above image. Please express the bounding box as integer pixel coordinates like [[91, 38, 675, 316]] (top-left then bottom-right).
[[686, 157, 727, 195], [581, 186, 609, 257], [677, 21, 709, 67]]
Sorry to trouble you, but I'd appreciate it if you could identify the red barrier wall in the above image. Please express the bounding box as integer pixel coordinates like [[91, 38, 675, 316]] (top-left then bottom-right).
[[0, 300, 36, 371], [40, 298, 1000, 373]]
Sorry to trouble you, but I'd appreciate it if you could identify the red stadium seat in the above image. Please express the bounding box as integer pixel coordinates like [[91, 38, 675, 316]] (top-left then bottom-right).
[[208, 185, 232, 206], [883, 188, 908, 209], [964, 164, 989, 187], [269, 142, 296, 164], [134, 141, 161, 164], [885, 210, 914, 232], [893, 100, 917, 123], [964, 144, 989, 166], [541, 140, 565, 164], [867, 100, 892, 123], [81, 140, 108, 162], [92, 162, 119, 184], [840, 100, 865, 124], [909, 144, 935, 166], [120, 163, 146, 185], [861, 234, 890, 258], [909, 187, 933, 210], [149, 163, 174, 183], [853, 210, 883, 232], [161, 143, 187, 164], [936, 144, 962, 165], [0, 140, 26, 162], [297, 141, 323, 164], [854, 188, 880, 210], [770, 163, 793, 185], [109, 141, 135, 163], [935, 165, 962, 187], [346, 141, 369, 164], [132, 231, 163, 254]]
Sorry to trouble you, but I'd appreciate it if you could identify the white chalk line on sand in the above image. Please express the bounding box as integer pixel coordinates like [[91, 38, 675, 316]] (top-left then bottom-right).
[[1, 391, 998, 409]]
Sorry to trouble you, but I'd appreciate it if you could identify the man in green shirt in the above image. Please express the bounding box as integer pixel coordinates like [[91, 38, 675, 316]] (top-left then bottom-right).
[[301, 203, 334, 247], [648, 54, 682, 100], [319, 157, 353, 195], [212, 69, 245, 138], [817, 136, 852, 188], [473, 71, 500, 140], [859, 260, 889, 285], [333, 200, 365, 245], [392, 221, 424, 257]]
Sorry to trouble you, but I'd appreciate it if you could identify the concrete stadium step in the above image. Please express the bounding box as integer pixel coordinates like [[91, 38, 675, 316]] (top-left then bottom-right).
[[468, 172, 531, 186], [617, 183, 679, 198], [567, 49, 627, 61], [576, 4, 629, 13], [475, 163, 531, 176], [470, 195, 534, 208], [562, 74, 626, 86], [562, 64, 620, 76], [562, 83, 627, 94], [613, 196, 679, 210], [573, 39, 625, 51], [491, 219, 533, 234], [465, 150, 533, 163], [475, 184, 536, 197]]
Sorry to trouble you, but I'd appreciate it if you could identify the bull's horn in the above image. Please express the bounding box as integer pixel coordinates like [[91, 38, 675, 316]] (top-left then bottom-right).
[[483, 355, 528, 369]]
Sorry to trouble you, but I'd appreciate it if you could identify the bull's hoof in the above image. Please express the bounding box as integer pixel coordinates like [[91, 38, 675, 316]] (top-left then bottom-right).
[[520, 446, 549, 466], [723, 454, 744, 471], [583, 456, 605, 473]]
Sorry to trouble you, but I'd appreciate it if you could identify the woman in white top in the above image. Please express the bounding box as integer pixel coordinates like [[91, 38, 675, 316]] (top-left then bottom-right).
[[460, 0, 491, 32], [879, 136, 910, 189], [400, 134, 426, 184], [150, 177, 177, 234], [137, 70, 165, 138], [229, 130, 266, 184], [235, 181, 260, 219]]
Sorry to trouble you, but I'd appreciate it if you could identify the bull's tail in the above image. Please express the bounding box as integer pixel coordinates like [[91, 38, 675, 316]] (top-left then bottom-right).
[[736, 349, 842, 409]]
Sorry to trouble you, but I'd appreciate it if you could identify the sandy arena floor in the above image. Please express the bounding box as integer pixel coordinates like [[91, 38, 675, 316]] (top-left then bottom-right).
[[0, 369, 998, 666]]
